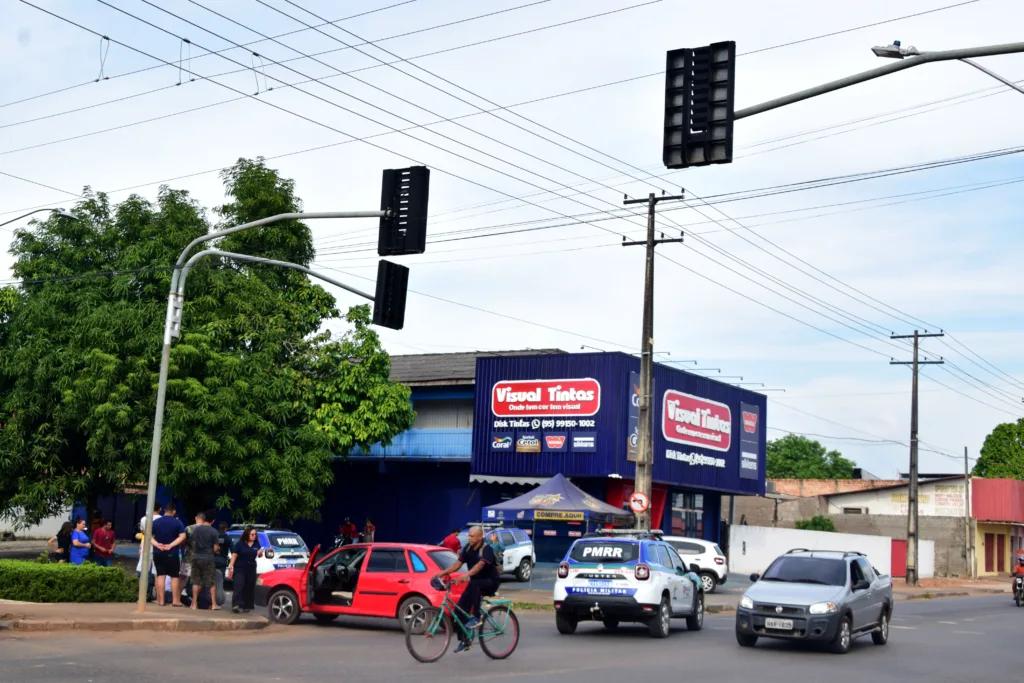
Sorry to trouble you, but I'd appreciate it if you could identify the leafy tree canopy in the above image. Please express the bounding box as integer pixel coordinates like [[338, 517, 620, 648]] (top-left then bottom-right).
[[972, 418, 1024, 479], [766, 434, 856, 479], [0, 159, 414, 525]]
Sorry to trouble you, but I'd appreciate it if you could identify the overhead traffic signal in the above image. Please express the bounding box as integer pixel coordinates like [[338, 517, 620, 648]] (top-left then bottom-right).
[[372, 259, 409, 330], [378, 165, 430, 256], [663, 41, 736, 168]]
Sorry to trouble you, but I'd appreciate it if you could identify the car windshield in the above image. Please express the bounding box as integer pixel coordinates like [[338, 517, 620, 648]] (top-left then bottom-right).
[[428, 550, 459, 570], [266, 532, 307, 551], [761, 556, 846, 586], [569, 541, 638, 563]]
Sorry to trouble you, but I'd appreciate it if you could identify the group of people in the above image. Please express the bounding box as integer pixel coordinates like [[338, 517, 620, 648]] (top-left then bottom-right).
[[139, 502, 263, 613], [332, 516, 376, 548], [47, 515, 117, 566]]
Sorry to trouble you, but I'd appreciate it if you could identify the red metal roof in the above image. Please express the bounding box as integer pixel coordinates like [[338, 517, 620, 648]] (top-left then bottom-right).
[[972, 478, 1024, 523]]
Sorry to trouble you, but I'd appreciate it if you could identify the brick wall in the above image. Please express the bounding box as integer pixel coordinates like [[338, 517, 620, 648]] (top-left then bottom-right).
[[770, 479, 905, 497]]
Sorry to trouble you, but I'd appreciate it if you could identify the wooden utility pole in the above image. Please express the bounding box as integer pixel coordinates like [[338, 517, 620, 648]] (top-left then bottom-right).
[[890, 330, 944, 586], [622, 191, 685, 530]]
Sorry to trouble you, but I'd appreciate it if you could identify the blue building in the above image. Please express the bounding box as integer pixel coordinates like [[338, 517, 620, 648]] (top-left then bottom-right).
[[304, 349, 766, 560]]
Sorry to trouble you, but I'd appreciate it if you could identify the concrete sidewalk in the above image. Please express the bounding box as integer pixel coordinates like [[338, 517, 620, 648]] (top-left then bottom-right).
[[503, 576, 1010, 614], [0, 600, 269, 632]]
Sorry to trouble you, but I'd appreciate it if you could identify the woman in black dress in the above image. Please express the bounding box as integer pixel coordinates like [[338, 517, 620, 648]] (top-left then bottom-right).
[[227, 526, 260, 613]]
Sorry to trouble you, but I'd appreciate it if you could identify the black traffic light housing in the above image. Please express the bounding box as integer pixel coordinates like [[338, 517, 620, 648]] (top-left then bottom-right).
[[663, 41, 736, 168], [378, 166, 430, 255], [372, 259, 409, 330]]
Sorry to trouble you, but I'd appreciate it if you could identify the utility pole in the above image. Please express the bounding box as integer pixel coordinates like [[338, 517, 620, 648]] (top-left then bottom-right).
[[622, 191, 685, 530], [890, 330, 944, 586], [964, 446, 973, 578]]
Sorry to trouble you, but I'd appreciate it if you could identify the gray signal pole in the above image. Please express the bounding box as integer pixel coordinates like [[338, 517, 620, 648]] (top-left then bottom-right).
[[622, 192, 684, 530], [890, 330, 944, 586], [136, 210, 383, 611], [964, 446, 973, 578]]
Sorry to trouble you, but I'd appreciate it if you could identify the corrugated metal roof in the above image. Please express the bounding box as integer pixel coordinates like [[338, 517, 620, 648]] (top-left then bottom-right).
[[389, 349, 565, 386]]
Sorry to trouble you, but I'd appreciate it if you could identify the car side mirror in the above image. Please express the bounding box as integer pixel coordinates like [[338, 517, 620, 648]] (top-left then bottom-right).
[[689, 563, 700, 574], [750, 573, 760, 582], [676, 567, 686, 575]]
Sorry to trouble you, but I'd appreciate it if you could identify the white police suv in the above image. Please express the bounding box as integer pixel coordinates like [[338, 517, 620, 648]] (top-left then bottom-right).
[[553, 531, 704, 638]]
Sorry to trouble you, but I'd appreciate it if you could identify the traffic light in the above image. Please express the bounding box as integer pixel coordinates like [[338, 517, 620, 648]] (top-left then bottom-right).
[[378, 165, 430, 256], [372, 259, 409, 330], [663, 41, 736, 169]]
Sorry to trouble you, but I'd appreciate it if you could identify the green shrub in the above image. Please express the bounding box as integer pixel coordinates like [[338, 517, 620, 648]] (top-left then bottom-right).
[[0, 559, 136, 602], [795, 515, 836, 532]]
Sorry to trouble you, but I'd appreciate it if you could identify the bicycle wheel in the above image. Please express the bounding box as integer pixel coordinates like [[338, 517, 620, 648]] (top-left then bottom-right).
[[405, 607, 452, 663], [479, 605, 519, 660]]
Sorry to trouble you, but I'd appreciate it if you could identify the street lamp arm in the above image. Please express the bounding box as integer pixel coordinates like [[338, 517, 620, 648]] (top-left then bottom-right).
[[0, 208, 75, 229], [735, 41, 1024, 119], [177, 249, 375, 301], [170, 210, 385, 291]]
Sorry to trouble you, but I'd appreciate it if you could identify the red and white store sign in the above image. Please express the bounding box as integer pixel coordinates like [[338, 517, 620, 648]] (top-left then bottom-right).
[[661, 390, 732, 452], [742, 410, 758, 434], [491, 378, 601, 417]]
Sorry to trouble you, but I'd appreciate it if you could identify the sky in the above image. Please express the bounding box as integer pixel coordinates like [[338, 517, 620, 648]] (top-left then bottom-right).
[[2, 0, 1023, 478]]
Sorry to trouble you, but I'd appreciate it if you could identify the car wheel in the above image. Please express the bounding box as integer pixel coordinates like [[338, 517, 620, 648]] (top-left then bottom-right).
[[871, 609, 890, 645], [647, 595, 671, 638], [397, 596, 431, 632], [515, 558, 533, 582], [267, 589, 300, 625], [313, 613, 339, 625], [685, 593, 704, 631], [602, 618, 619, 630], [555, 613, 577, 635], [700, 572, 718, 593], [736, 630, 758, 647], [830, 615, 852, 654]]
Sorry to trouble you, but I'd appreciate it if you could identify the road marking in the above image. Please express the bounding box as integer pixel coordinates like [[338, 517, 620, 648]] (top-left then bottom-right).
[[892, 625, 917, 630], [953, 630, 984, 635], [938, 620, 957, 624]]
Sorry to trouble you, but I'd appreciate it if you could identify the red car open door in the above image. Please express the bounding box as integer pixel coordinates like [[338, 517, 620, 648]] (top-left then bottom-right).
[[299, 544, 321, 608]]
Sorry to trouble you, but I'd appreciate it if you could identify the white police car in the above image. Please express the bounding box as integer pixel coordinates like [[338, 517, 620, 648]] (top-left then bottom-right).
[[553, 531, 704, 638]]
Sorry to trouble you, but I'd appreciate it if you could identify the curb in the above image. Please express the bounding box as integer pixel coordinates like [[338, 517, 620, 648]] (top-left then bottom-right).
[[902, 591, 970, 601], [2, 617, 269, 632], [706, 604, 735, 614]]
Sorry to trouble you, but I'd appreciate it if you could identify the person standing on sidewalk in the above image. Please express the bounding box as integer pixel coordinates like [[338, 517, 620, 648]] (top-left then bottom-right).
[[362, 518, 376, 543], [188, 512, 220, 610], [227, 526, 260, 613], [69, 518, 91, 565], [151, 503, 186, 607], [91, 520, 116, 567], [48, 521, 73, 562]]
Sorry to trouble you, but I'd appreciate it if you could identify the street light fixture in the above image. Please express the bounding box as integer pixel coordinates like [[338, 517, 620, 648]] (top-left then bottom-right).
[[0, 207, 76, 229], [872, 39, 1024, 95]]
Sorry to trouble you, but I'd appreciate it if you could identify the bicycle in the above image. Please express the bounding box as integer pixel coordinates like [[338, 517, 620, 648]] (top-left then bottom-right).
[[405, 577, 520, 663]]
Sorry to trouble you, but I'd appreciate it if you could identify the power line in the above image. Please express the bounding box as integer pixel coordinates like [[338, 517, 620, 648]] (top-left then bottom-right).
[[0, 0, 422, 110]]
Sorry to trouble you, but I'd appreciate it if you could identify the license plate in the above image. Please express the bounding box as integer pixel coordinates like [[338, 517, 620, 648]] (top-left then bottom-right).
[[765, 617, 793, 630]]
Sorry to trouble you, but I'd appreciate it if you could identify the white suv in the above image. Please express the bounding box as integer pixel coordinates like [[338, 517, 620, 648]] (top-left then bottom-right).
[[663, 536, 728, 593], [553, 532, 704, 638]]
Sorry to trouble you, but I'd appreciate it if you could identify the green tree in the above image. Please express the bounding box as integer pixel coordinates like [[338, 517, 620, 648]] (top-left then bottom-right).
[[972, 418, 1024, 479], [0, 159, 414, 525], [766, 434, 856, 479], [795, 515, 836, 532]]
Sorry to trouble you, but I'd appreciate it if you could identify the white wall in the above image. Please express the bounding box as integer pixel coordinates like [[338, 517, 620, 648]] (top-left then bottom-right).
[[0, 510, 70, 539], [919, 540, 935, 579], [825, 480, 967, 517], [730, 525, 893, 576]]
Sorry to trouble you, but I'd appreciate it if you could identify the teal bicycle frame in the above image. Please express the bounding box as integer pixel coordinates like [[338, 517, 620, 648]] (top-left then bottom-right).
[[428, 584, 514, 643]]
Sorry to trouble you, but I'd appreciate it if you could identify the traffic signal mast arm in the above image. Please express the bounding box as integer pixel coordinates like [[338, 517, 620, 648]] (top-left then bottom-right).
[[735, 41, 1024, 120]]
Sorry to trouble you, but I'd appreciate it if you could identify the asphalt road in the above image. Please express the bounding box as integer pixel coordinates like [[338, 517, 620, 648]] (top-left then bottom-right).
[[1, 595, 1019, 683]]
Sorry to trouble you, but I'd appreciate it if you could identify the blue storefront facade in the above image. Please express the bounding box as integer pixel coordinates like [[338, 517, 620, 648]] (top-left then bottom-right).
[[469, 352, 766, 555]]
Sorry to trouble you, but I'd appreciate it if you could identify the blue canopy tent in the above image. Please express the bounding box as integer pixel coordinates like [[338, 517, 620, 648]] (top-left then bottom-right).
[[482, 474, 633, 562], [482, 473, 633, 524]]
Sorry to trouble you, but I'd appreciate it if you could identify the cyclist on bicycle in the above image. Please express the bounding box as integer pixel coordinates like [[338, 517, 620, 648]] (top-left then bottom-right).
[[436, 525, 499, 653]]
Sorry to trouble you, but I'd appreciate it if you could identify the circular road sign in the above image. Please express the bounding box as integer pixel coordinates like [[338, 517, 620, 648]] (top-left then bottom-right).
[[629, 492, 650, 514]]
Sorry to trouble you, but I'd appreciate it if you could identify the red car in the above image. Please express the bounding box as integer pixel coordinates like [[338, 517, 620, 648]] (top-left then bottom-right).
[[255, 542, 465, 628]]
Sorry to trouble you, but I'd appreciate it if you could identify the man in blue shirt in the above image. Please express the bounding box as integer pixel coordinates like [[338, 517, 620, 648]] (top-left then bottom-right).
[[69, 518, 91, 565], [151, 503, 186, 607]]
